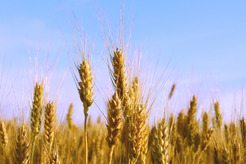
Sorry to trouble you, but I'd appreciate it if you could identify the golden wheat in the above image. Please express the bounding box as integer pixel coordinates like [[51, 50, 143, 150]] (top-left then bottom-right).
[[30, 82, 44, 164], [77, 57, 94, 164], [15, 125, 29, 164], [106, 93, 122, 164]]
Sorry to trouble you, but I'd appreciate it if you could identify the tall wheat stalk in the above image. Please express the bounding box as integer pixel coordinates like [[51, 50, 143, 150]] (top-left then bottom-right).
[[77, 57, 94, 164]]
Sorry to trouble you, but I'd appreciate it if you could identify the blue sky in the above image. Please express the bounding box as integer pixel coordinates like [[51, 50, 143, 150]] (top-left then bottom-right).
[[0, 1, 246, 123]]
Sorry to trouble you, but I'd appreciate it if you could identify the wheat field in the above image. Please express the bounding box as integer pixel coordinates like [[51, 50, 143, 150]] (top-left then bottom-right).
[[0, 46, 245, 164]]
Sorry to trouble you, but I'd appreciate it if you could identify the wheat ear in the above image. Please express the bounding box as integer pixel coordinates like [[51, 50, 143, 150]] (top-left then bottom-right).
[[221, 147, 229, 164], [201, 112, 209, 150], [168, 83, 176, 99], [187, 95, 197, 146], [177, 110, 185, 139], [30, 82, 43, 164], [159, 118, 169, 164], [169, 114, 176, 146], [240, 118, 246, 161], [0, 121, 8, 155], [201, 128, 214, 151], [15, 125, 29, 164], [213, 102, 222, 132], [230, 122, 236, 139], [232, 140, 240, 164], [44, 101, 55, 149], [129, 104, 147, 164], [106, 93, 122, 164], [152, 118, 169, 164], [214, 145, 221, 164], [66, 103, 74, 130], [49, 150, 60, 164], [111, 48, 128, 117], [240, 118, 246, 147], [138, 124, 148, 164], [77, 57, 94, 164], [224, 124, 230, 144]]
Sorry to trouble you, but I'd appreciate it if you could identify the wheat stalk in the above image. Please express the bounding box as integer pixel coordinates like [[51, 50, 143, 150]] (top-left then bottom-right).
[[30, 82, 43, 164], [77, 57, 94, 164]]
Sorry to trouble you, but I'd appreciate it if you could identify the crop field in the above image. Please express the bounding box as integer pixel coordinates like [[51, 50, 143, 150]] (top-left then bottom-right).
[[0, 48, 245, 164]]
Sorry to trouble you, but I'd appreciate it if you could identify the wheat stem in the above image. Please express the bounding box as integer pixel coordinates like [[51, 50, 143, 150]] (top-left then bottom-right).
[[108, 145, 115, 164], [84, 106, 88, 164], [30, 136, 35, 164]]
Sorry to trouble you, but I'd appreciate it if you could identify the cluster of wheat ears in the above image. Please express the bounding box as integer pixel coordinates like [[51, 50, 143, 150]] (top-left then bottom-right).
[[0, 14, 245, 164]]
